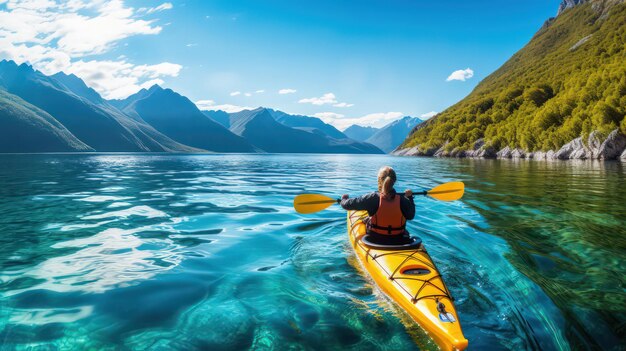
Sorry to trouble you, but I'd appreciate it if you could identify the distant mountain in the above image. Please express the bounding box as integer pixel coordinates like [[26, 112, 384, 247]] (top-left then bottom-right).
[[51, 71, 200, 152], [269, 109, 347, 139], [0, 60, 196, 152], [109, 88, 153, 111], [228, 108, 383, 154], [201, 110, 231, 128], [366, 116, 422, 153], [0, 89, 92, 152], [343, 125, 380, 142], [51, 72, 102, 105], [118, 85, 255, 152]]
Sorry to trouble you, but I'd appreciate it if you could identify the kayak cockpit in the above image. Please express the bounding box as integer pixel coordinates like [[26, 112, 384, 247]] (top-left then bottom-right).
[[360, 234, 422, 250]]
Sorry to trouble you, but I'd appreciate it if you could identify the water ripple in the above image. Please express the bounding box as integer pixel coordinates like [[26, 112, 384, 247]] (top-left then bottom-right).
[[0, 154, 623, 350]]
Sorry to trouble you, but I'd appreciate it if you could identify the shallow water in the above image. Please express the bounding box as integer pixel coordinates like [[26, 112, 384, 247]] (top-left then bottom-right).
[[0, 154, 624, 350]]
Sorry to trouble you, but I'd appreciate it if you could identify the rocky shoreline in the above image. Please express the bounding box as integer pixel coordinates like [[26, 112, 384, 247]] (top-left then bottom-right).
[[392, 129, 626, 161]]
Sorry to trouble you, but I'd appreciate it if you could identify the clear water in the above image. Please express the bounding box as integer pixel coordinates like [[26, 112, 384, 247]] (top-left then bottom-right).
[[0, 154, 623, 351]]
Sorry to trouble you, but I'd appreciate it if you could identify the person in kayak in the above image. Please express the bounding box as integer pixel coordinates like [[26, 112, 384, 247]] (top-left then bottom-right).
[[340, 166, 415, 245]]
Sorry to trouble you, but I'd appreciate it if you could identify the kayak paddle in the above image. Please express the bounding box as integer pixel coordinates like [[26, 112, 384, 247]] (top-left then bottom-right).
[[293, 181, 465, 214], [418, 181, 465, 202], [293, 194, 340, 214]]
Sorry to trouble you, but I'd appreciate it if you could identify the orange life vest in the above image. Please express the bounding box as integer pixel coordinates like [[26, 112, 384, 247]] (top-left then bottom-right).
[[369, 194, 406, 235]]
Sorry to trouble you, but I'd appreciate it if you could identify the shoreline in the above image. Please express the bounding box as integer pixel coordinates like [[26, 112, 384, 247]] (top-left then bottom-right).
[[393, 129, 626, 162]]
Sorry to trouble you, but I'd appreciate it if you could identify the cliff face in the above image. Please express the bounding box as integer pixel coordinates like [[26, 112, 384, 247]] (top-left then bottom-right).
[[396, 0, 626, 161], [557, 0, 588, 16]]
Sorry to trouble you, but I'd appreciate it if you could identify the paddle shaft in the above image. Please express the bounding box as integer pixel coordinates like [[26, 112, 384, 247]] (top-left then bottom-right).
[[293, 182, 464, 214]]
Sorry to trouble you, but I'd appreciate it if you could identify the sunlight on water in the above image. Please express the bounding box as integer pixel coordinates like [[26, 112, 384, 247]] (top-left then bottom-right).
[[0, 154, 623, 350]]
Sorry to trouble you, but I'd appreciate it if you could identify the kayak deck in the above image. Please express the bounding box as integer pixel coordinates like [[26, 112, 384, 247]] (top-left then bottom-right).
[[348, 211, 468, 351]]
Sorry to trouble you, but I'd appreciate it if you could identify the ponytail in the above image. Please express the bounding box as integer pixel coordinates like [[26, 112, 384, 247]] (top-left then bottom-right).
[[377, 166, 397, 200]]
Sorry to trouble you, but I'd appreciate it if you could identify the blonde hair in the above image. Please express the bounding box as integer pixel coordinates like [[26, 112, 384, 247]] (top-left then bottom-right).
[[377, 166, 396, 199]]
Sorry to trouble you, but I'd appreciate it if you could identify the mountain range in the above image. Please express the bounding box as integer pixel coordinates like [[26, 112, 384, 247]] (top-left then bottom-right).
[[114, 85, 255, 152], [0, 59, 423, 154], [343, 125, 379, 142], [397, 0, 626, 160], [342, 117, 422, 153]]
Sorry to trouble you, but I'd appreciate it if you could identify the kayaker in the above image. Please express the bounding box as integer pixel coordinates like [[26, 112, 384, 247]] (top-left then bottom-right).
[[340, 166, 415, 245]]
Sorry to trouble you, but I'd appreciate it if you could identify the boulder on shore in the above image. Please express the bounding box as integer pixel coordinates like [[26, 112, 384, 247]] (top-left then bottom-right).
[[466, 139, 496, 158], [497, 146, 512, 159], [511, 148, 526, 158], [392, 146, 420, 156], [450, 148, 466, 158], [433, 143, 449, 157], [588, 131, 603, 157], [596, 130, 626, 159], [555, 137, 586, 159], [423, 145, 440, 156]]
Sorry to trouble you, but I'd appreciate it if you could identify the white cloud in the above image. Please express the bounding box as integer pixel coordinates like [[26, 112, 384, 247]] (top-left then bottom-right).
[[316, 111, 404, 130], [278, 88, 296, 94], [255, 89, 265, 93], [212, 104, 251, 113], [299, 92, 337, 105], [299, 92, 352, 107], [0, 0, 181, 99], [186, 43, 197, 47], [420, 111, 438, 119], [195, 100, 216, 110], [141, 3, 173, 15], [230, 91, 241, 96], [244, 93, 251, 97], [446, 68, 474, 82], [194, 100, 251, 113], [65, 60, 182, 99], [313, 112, 345, 119]]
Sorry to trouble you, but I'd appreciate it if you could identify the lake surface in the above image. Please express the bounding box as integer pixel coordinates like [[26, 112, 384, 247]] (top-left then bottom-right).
[[0, 154, 624, 351]]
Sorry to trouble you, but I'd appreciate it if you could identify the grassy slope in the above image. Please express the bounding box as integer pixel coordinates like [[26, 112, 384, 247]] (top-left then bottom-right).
[[401, 2, 626, 153]]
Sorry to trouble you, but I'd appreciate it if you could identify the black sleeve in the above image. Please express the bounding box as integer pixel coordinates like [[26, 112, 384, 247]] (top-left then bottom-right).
[[340, 192, 379, 216], [401, 195, 416, 220]]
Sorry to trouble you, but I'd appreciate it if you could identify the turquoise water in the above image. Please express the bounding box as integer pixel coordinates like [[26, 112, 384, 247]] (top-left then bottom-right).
[[0, 154, 624, 350]]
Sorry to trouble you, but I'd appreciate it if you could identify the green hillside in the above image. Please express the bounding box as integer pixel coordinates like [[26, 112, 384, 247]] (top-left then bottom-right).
[[401, 1, 626, 154]]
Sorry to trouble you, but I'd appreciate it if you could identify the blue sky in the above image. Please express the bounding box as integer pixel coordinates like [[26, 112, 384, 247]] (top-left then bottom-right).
[[0, 0, 560, 129]]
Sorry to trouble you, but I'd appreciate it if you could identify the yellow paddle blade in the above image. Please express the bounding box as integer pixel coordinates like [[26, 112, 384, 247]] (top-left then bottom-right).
[[293, 194, 339, 214], [427, 181, 465, 201]]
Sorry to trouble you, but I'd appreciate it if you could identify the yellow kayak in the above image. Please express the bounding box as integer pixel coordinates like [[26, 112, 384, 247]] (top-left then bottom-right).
[[348, 210, 468, 351]]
